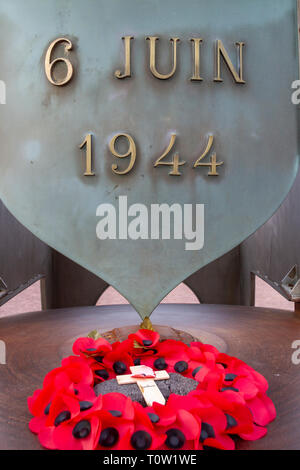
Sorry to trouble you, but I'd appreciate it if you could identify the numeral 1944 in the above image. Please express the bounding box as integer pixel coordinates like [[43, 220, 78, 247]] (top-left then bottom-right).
[[79, 132, 224, 177]]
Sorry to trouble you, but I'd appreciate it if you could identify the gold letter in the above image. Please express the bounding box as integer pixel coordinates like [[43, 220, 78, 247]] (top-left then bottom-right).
[[79, 134, 95, 176], [115, 36, 133, 79], [193, 135, 224, 176], [214, 40, 245, 84], [146, 37, 180, 80], [154, 134, 186, 176], [109, 133, 136, 175], [45, 37, 73, 86], [190, 38, 203, 81]]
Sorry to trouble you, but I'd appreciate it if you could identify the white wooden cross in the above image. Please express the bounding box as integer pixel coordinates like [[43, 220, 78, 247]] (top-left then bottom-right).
[[116, 365, 170, 406]]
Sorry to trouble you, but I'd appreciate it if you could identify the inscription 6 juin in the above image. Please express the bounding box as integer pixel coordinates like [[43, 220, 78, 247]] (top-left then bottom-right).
[[45, 36, 245, 86]]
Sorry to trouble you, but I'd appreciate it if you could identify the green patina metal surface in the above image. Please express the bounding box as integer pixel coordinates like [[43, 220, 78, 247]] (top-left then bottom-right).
[[0, 0, 299, 319]]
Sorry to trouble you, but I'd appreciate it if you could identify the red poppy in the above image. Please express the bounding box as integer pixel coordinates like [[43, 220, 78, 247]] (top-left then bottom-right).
[[39, 394, 103, 450], [102, 348, 134, 376], [28, 385, 55, 420], [123, 403, 166, 450], [138, 339, 191, 373], [191, 390, 263, 441], [194, 365, 225, 392], [97, 410, 135, 450], [49, 413, 101, 450], [194, 404, 235, 450], [43, 356, 93, 390], [90, 362, 115, 383], [215, 353, 268, 393], [150, 399, 200, 450], [157, 340, 190, 364], [188, 342, 219, 363], [195, 363, 276, 431], [31, 391, 80, 449], [70, 383, 97, 402], [28, 383, 79, 434], [246, 392, 276, 427], [100, 393, 135, 420], [45, 392, 81, 427], [72, 337, 112, 358], [129, 329, 160, 351], [28, 391, 50, 435], [157, 392, 234, 450], [239, 424, 267, 441]]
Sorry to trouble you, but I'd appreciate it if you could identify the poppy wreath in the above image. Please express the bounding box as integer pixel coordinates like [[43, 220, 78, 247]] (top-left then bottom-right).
[[28, 329, 276, 450]]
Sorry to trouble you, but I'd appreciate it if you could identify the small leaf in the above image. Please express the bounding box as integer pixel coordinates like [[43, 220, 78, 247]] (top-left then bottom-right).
[[87, 330, 102, 340]]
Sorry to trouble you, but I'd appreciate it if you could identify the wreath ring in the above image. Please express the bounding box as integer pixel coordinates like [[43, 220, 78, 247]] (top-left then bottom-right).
[[28, 328, 276, 450]]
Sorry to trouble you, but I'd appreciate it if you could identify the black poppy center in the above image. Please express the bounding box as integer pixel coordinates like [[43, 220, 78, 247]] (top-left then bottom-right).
[[94, 355, 104, 363], [44, 402, 51, 415], [225, 373, 237, 382], [217, 362, 228, 369], [166, 428, 186, 449], [109, 409, 122, 417], [225, 414, 238, 430], [148, 412, 160, 424], [54, 410, 71, 427], [99, 427, 119, 447], [95, 369, 109, 380], [142, 339, 153, 346], [113, 361, 127, 375], [154, 357, 167, 370], [72, 419, 91, 439], [192, 366, 203, 378], [79, 401, 93, 412], [220, 386, 239, 392], [174, 361, 188, 373], [200, 422, 215, 443], [131, 430, 152, 450]]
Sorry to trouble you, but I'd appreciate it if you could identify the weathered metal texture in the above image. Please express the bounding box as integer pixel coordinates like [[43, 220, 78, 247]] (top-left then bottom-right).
[[240, 168, 300, 311], [0, 0, 298, 319], [0, 200, 51, 307]]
